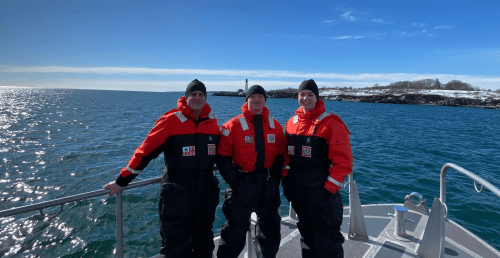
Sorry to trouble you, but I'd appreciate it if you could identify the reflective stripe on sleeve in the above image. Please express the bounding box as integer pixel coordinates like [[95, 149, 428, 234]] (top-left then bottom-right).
[[316, 112, 331, 122], [127, 166, 143, 175], [221, 128, 230, 137], [268, 116, 275, 129], [327, 176, 343, 187], [283, 166, 290, 170], [174, 111, 187, 123], [239, 117, 249, 131]]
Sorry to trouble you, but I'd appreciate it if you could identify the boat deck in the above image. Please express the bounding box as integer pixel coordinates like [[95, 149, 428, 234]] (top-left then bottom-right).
[[207, 203, 500, 258]]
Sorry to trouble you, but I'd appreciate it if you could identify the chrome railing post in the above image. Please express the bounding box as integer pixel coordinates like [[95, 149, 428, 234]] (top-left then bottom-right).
[[440, 163, 500, 205], [116, 191, 124, 258], [440, 165, 449, 205]]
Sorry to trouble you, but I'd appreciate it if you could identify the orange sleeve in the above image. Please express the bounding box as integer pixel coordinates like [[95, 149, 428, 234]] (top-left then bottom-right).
[[276, 122, 287, 156], [324, 119, 353, 193], [217, 119, 235, 157], [125, 115, 172, 172], [116, 113, 173, 186]]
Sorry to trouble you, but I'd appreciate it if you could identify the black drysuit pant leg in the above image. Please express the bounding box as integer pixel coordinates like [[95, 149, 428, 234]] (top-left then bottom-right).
[[292, 190, 344, 258], [217, 198, 254, 258], [158, 175, 219, 258], [255, 201, 282, 257], [217, 175, 281, 258]]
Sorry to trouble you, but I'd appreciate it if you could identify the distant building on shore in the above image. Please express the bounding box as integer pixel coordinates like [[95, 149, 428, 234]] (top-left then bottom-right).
[[245, 78, 248, 92]]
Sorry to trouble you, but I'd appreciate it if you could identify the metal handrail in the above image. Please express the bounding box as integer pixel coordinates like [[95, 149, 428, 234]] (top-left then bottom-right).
[[0, 177, 161, 218], [0, 177, 161, 258], [440, 163, 500, 205], [418, 163, 500, 258]]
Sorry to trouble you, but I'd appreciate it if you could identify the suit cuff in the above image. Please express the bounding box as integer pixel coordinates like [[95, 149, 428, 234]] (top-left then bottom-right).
[[324, 180, 341, 194]]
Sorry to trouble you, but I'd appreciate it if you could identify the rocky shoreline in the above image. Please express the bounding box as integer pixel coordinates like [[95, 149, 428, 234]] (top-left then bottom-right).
[[325, 93, 500, 109], [212, 90, 500, 109]]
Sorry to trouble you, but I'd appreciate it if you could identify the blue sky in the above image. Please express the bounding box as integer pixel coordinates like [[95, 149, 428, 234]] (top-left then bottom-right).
[[1, 0, 500, 91]]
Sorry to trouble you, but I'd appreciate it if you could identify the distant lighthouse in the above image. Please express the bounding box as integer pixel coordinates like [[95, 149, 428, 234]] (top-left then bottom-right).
[[245, 79, 248, 92]]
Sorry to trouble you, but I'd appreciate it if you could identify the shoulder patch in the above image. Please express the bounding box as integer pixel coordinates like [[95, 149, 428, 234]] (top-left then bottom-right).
[[208, 112, 215, 119], [268, 116, 275, 129], [174, 111, 187, 123], [316, 112, 331, 122], [156, 109, 179, 125], [239, 116, 249, 131], [221, 128, 230, 137]]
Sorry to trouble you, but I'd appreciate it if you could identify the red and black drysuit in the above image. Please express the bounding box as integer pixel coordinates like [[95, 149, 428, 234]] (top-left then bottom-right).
[[115, 97, 220, 258], [216, 103, 286, 258], [283, 99, 353, 258]]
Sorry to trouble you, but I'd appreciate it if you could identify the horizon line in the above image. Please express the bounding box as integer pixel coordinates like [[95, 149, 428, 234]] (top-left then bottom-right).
[[2, 65, 499, 91]]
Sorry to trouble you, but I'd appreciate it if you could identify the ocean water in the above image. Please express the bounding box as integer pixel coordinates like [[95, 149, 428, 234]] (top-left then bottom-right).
[[1, 87, 499, 257]]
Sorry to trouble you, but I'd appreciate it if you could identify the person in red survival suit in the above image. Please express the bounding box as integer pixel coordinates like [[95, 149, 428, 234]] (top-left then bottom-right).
[[102, 79, 220, 258], [282, 79, 353, 258], [216, 85, 286, 258]]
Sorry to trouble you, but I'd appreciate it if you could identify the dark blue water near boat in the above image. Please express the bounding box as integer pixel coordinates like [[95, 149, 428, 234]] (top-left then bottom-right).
[[1, 87, 499, 257]]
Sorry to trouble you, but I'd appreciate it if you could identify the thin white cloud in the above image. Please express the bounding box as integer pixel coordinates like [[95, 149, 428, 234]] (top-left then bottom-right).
[[435, 25, 455, 30], [2, 65, 500, 90], [341, 11, 357, 22], [332, 36, 352, 39], [2, 66, 255, 76], [324, 20, 337, 25], [331, 33, 378, 40], [372, 19, 390, 24], [401, 29, 428, 37], [413, 23, 426, 27]]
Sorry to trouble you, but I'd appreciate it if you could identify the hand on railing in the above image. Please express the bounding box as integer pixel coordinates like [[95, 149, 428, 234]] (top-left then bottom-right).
[[102, 181, 123, 196]]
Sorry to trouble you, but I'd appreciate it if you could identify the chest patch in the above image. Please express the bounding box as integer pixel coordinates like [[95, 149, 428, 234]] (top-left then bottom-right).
[[208, 144, 216, 155], [293, 115, 299, 124], [182, 146, 196, 156], [244, 136, 254, 144], [267, 134, 275, 143], [302, 146, 311, 158], [288, 146, 295, 155]]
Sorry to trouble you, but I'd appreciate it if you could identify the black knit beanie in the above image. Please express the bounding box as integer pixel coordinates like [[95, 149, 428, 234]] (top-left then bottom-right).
[[246, 85, 267, 101], [298, 79, 319, 99], [185, 79, 207, 99]]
